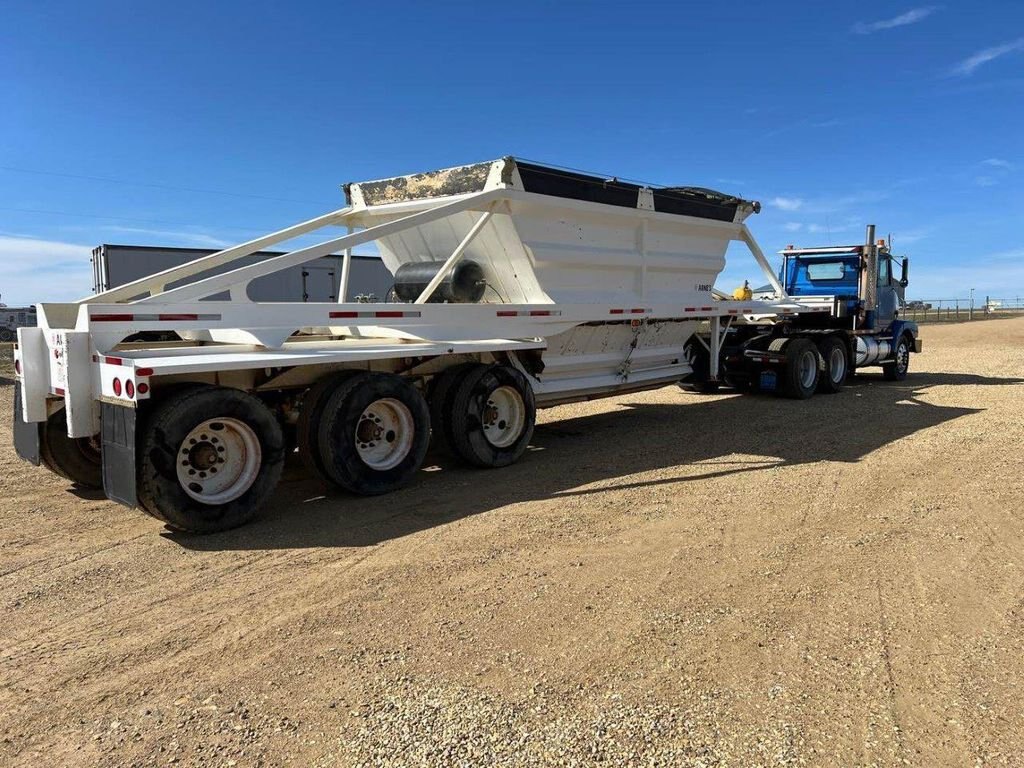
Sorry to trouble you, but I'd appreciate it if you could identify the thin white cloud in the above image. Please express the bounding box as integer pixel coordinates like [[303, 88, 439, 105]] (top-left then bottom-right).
[[982, 158, 1013, 169], [102, 226, 232, 249], [952, 37, 1024, 77], [771, 196, 804, 212], [0, 236, 94, 305], [853, 7, 937, 35], [783, 222, 803, 232], [975, 176, 998, 187]]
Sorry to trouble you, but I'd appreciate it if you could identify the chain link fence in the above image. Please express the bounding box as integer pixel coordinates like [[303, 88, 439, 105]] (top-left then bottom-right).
[[902, 297, 1024, 323]]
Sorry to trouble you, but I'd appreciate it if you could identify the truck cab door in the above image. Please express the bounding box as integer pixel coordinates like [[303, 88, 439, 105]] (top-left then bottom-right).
[[876, 256, 899, 324]]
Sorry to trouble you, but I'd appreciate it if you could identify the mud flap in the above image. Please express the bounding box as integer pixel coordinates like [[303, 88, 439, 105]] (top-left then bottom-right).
[[12, 383, 41, 466], [101, 402, 137, 508]]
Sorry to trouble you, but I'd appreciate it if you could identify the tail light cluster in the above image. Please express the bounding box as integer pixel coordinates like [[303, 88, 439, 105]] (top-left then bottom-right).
[[112, 377, 143, 399], [110, 366, 153, 400]]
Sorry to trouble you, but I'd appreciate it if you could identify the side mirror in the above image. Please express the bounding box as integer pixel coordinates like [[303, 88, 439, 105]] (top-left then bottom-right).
[[899, 258, 909, 288]]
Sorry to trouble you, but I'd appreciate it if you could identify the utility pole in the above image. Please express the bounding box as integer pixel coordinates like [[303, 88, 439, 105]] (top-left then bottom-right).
[[969, 287, 975, 321]]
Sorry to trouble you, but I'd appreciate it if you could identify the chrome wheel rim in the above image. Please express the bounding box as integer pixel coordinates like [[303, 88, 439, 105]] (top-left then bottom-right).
[[798, 350, 818, 389], [355, 398, 414, 470], [828, 347, 846, 383], [482, 385, 526, 448], [897, 342, 909, 373], [177, 418, 261, 505]]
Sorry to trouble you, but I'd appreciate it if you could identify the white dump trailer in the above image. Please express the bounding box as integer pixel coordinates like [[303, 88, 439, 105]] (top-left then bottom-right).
[[12, 157, 830, 533]]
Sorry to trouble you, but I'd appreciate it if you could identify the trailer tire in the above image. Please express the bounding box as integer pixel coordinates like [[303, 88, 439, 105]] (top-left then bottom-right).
[[39, 408, 103, 489], [780, 338, 821, 400], [883, 335, 911, 381], [816, 336, 848, 394], [428, 363, 478, 454], [447, 364, 536, 468], [138, 386, 286, 533], [318, 373, 430, 495], [297, 371, 360, 485]]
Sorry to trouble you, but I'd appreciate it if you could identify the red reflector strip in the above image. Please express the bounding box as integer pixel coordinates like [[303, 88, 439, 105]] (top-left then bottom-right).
[[91, 313, 134, 322], [105, 356, 124, 366], [90, 313, 221, 322], [496, 309, 563, 317], [683, 307, 696, 312], [157, 313, 199, 321], [54, 387, 65, 396], [328, 310, 422, 319], [136, 367, 154, 377], [701, 306, 713, 311], [609, 309, 625, 315], [727, 310, 739, 314], [630, 308, 646, 314]]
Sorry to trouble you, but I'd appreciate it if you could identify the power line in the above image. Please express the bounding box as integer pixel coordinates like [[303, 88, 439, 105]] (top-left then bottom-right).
[[0, 165, 337, 205]]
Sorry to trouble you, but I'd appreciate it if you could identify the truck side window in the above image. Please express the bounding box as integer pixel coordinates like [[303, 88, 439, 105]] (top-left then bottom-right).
[[878, 258, 891, 286]]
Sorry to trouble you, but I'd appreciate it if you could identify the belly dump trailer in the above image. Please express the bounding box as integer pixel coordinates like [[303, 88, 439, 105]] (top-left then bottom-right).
[[10, 157, 917, 533]]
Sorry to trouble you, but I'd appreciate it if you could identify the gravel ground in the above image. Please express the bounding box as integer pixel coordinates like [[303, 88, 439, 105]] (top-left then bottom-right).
[[1, 319, 1023, 767]]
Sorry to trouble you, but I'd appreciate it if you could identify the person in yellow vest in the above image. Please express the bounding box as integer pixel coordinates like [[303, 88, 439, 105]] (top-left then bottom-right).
[[732, 280, 752, 301]]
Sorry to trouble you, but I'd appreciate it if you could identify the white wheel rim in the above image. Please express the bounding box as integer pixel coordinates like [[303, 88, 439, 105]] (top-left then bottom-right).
[[828, 347, 846, 383], [897, 342, 909, 372], [482, 385, 526, 448], [355, 398, 414, 470], [798, 350, 818, 389], [177, 418, 261, 505]]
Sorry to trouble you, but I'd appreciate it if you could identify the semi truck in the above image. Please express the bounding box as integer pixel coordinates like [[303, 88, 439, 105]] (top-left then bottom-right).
[[684, 230, 921, 396], [11, 157, 920, 534]]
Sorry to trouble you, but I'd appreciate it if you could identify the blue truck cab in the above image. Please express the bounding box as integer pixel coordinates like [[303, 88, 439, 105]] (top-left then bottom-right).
[[690, 229, 923, 399]]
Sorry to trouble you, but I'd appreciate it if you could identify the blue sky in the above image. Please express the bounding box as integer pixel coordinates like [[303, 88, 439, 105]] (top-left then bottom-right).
[[2, 1, 1023, 305]]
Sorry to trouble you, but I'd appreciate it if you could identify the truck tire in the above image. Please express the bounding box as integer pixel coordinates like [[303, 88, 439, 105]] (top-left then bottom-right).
[[137, 386, 286, 533], [39, 407, 103, 489], [816, 336, 848, 394], [447, 364, 536, 468], [297, 371, 359, 485], [780, 338, 821, 400], [317, 372, 430, 495], [428, 363, 478, 454], [883, 335, 911, 381]]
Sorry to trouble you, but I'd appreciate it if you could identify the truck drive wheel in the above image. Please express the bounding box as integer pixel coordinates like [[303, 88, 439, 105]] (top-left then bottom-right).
[[447, 364, 536, 468], [39, 407, 103, 489], [780, 338, 821, 400], [883, 336, 911, 381], [317, 373, 430, 495], [138, 386, 286, 533], [816, 336, 848, 394]]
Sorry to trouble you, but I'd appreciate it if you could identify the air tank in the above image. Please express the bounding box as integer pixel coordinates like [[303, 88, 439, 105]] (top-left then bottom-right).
[[392, 260, 486, 303]]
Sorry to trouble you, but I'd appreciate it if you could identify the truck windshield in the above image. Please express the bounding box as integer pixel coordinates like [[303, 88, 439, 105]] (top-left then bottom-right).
[[806, 261, 846, 280]]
